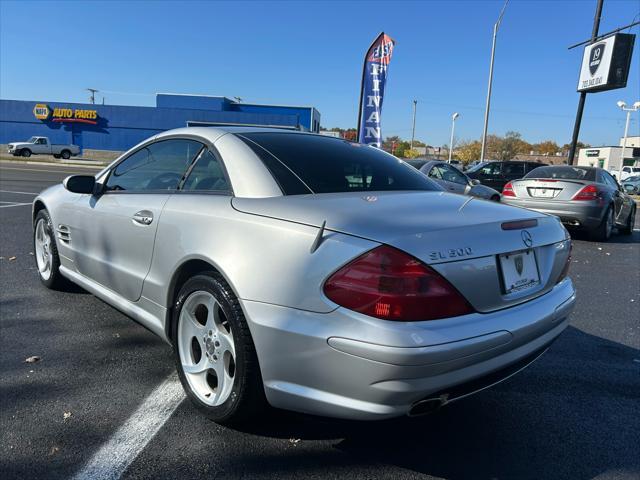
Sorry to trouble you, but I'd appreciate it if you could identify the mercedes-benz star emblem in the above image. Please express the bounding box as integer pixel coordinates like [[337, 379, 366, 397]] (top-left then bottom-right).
[[521, 230, 533, 248]]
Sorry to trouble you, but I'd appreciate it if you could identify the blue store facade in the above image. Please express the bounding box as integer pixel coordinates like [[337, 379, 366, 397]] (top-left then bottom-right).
[[0, 93, 321, 154]]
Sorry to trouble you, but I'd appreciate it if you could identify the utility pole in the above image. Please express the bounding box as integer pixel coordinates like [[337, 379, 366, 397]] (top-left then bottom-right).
[[410, 100, 417, 150], [480, 0, 509, 162], [567, 0, 604, 165], [87, 88, 98, 105]]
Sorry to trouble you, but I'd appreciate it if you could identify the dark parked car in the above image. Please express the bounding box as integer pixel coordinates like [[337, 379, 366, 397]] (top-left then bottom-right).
[[501, 165, 636, 241], [466, 161, 546, 191], [418, 161, 501, 201]]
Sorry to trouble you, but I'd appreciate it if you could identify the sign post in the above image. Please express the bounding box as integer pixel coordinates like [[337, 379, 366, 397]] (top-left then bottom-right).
[[567, 0, 604, 166]]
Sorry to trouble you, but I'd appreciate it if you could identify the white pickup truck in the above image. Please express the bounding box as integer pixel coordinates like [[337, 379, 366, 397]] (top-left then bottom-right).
[[7, 137, 80, 159]]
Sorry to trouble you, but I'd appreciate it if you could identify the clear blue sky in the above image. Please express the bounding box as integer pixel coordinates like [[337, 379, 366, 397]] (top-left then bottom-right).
[[1, 0, 639, 147]]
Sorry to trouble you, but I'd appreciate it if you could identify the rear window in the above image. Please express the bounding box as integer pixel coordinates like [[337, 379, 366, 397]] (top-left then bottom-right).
[[525, 166, 596, 181], [239, 133, 440, 195]]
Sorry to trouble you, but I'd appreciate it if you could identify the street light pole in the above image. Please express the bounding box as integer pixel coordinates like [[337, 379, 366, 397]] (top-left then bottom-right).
[[410, 100, 417, 150], [616, 100, 640, 174], [480, 0, 509, 162], [449, 112, 460, 163]]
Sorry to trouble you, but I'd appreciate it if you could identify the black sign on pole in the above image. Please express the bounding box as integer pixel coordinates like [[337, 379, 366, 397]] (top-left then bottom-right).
[[567, 0, 604, 166]]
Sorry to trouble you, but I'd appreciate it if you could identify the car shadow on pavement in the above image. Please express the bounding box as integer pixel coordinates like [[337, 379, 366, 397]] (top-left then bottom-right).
[[568, 227, 639, 244], [226, 326, 639, 480]]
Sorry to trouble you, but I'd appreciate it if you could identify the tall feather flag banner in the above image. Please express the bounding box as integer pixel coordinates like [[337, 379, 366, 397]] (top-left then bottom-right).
[[357, 32, 395, 147]]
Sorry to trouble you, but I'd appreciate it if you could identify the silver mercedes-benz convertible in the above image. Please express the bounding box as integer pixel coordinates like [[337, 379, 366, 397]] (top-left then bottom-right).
[[32, 127, 575, 424]]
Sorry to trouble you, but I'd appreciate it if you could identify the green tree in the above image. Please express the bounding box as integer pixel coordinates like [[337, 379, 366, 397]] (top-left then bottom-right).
[[534, 140, 560, 156], [456, 140, 482, 162]]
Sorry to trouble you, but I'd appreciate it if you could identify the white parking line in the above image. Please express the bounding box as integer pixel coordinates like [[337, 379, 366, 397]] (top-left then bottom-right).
[[0, 202, 31, 208], [0, 189, 38, 195], [71, 374, 185, 480]]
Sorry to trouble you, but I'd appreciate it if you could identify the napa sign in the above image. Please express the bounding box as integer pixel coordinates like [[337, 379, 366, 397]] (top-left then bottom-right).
[[33, 103, 99, 125]]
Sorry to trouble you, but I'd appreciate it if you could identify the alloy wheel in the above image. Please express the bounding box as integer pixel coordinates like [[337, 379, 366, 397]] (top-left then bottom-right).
[[34, 218, 53, 280], [177, 290, 236, 406], [606, 208, 614, 238]]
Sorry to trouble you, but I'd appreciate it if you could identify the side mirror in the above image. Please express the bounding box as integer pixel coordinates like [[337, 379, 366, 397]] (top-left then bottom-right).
[[471, 179, 481, 185], [63, 175, 96, 194]]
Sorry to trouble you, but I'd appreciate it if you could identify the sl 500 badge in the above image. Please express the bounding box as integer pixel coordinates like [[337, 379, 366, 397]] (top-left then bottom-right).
[[429, 247, 473, 261]]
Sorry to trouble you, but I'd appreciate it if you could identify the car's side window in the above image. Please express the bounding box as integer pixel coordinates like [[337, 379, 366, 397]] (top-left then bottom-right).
[[182, 149, 231, 193], [601, 171, 619, 189], [105, 139, 203, 192], [440, 164, 468, 185], [428, 166, 443, 180], [479, 163, 501, 175], [503, 163, 524, 176]]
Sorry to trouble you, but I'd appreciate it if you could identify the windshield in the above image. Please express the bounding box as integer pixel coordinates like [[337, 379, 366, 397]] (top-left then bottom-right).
[[239, 133, 441, 195], [525, 166, 596, 181], [27, 137, 37, 143], [624, 176, 640, 182]]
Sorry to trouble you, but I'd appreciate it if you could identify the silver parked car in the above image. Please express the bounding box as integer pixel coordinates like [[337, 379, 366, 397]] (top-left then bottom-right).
[[418, 160, 502, 201], [501, 165, 636, 241], [33, 127, 575, 424]]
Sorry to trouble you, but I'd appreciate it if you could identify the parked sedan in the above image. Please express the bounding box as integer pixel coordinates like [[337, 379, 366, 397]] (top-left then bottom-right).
[[418, 160, 501, 201], [622, 176, 640, 195], [501, 165, 636, 241], [33, 127, 575, 424]]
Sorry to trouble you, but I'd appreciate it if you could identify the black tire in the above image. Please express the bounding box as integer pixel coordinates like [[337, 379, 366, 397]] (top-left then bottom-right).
[[172, 272, 266, 425], [60, 150, 71, 160], [33, 210, 68, 290], [490, 195, 500, 202], [620, 206, 636, 235], [590, 206, 614, 242], [21, 149, 31, 158]]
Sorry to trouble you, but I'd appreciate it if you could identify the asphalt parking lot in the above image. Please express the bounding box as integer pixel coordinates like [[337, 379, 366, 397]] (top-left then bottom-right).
[[1, 160, 639, 480]]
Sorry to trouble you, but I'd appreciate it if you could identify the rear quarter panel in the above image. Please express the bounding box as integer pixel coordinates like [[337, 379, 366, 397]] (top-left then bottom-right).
[[141, 194, 379, 317]]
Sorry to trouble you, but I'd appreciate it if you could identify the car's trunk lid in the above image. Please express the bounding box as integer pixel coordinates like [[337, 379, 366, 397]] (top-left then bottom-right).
[[511, 178, 591, 201], [233, 191, 570, 313]]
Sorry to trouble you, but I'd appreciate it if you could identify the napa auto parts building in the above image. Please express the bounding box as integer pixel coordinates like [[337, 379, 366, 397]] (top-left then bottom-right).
[[0, 93, 321, 158]]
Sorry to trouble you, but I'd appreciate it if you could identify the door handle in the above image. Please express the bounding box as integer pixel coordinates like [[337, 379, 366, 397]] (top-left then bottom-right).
[[132, 210, 153, 225]]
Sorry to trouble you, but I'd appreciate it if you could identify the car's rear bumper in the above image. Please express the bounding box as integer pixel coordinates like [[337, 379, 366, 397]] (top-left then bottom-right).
[[241, 278, 575, 420], [502, 198, 604, 229]]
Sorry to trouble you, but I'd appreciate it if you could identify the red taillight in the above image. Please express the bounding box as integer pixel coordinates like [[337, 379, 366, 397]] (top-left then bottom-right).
[[557, 241, 572, 283], [572, 184, 599, 201], [323, 245, 474, 321], [502, 181, 516, 197]]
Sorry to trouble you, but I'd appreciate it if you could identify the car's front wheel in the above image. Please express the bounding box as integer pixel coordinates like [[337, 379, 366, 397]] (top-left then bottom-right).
[[172, 273, 266, 425], [21, 149, 31, 158], [33, 210, 67, 289]]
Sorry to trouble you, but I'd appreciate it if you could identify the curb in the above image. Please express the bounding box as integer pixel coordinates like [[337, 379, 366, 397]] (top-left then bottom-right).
[[0, 159, 106, 169]]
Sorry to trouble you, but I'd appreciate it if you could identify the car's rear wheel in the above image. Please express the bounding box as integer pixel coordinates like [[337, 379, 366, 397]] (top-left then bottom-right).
[[490, 194, 500, 202], [61, 150, 71, 160], [172, 273, 266, 424], [21, 149, 31, 158], [33, 210, 68, 289], [620, 206, 636, 235], [591, 206, 614, 242]]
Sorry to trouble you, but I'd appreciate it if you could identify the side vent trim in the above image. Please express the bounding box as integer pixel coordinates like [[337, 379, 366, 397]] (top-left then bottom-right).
[[57, 225, 71, 244]]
